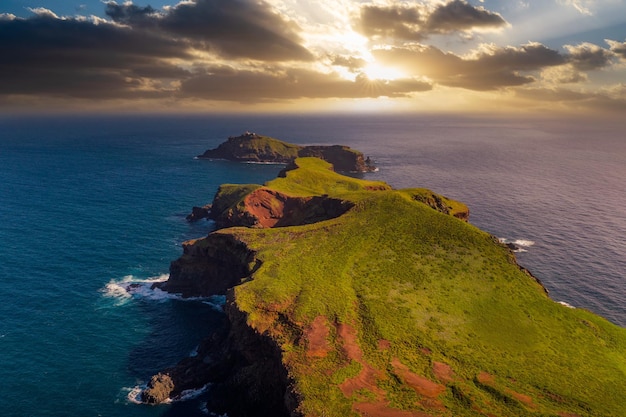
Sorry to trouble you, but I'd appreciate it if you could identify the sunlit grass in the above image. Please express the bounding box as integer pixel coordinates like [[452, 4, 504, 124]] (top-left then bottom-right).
[[205, 158, 626, 416]]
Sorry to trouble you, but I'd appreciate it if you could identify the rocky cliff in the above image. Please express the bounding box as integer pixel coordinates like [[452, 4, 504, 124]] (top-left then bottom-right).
[[197, 132, 376, 172], [144, 156, 626, 417]]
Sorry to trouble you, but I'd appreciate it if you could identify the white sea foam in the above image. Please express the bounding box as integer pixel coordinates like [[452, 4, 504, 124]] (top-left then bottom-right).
[[101, 275, 228, 307], [100, 274, 170, 305], [242, 161, 287, 165], [498, 237, 535, 253], [123, 385, 145, 404], [557, 301, 576, 309], [173, 384, 211, 402], [514, 239, 535, 247]]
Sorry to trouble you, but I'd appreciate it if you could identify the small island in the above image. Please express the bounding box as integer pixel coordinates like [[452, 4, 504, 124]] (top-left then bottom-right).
[[197, 132, 377, 172], [142, 140, 626, 417]]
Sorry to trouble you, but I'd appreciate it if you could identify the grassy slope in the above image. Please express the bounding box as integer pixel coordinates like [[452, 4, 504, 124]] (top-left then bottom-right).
[[238, 134, 302, 158], [217, 158, 625, 416]]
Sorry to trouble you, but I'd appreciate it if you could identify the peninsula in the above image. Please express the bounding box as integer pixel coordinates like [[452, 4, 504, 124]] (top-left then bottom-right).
[[197, 132, 376, 172], [144, 143, 626, 417]]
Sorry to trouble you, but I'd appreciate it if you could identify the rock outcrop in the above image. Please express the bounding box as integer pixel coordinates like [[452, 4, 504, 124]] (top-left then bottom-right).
[[211, 187, 354, 229], [186, 204, 211, 222], [197, 132, 376, 172], [140, 303, 294, 417], [156, 233, 258, 298]]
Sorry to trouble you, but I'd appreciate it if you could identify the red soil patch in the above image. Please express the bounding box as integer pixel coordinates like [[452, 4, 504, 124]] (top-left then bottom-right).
[[305, 315, 331, 358], [354, 402, 434, 417], [338, 323, 363, 361], [337, 323, 385, 398], [378, 339, 391, 350], [477, 372, 495, 385], [432, 362, 455, 383], [340, 364, 384, 398], [244, 189, 286, 228], [506, 389, 536, 408], [391, 359, 446, 398]]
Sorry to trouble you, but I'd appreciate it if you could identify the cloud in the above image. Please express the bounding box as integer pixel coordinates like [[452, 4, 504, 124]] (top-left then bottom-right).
[[515, 86, 626, 114], [105, 0, 313, 61], [0, 4, 430, 104], [356, 0, 507, 42], [358, 4, 424, 41], [541, 66, 588, 84], [331, 55, 368, 71], [606, 39, 626, 60], [374, 42, 565, 90], [557, 0, 594, 16], [180, 66, 432, 101], [424, 0, 508, 34], [0, 12, 191, 98], [565, 42, 613, 70]]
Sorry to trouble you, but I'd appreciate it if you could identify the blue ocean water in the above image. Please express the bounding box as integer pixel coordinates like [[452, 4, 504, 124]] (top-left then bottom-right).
[[0, 114, 624, 417]]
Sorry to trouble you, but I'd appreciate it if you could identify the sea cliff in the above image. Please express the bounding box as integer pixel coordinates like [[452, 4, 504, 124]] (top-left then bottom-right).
[[146, 153, 626, 417]]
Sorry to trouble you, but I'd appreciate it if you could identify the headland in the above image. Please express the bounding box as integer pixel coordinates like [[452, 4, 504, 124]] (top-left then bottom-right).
[[142, 136, 626, 417]]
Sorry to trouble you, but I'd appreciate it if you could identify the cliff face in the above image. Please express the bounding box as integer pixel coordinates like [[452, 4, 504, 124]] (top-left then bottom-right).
[[198, 132, 376, 172], [158, 233, 258, 297], [211, 187, 354, 229], [146, 157, 626, 417], [142, 288, 296, 417]]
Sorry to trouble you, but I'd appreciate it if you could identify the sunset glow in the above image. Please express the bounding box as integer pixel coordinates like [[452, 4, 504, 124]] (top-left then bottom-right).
[[0, 0, 624, 116], [362, 62, 406, 81]]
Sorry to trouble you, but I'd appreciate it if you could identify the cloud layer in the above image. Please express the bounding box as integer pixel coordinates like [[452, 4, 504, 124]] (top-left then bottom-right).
[[0, 0, 624, 113]]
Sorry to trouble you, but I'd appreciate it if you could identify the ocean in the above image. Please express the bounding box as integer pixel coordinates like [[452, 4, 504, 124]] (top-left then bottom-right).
[[0, 114, 624, 417]]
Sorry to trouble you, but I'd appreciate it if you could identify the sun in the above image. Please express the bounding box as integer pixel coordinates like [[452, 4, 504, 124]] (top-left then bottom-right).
[[362, 62, 405, 81]]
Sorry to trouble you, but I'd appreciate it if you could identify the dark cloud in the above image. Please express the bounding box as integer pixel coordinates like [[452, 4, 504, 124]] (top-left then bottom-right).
[[104, 3, 158, 26], [358, 5, 424, 41], [374, 43, 565, 90], [0, 12, 190, 98], [331, 55, 367, 71], [105, 0, 313, 61], [0, 7, 428, 103], [356, 0, 507, 42], [425, 0, 507, 34], [180, 67, 432, 101], [565, 43, 614, 70]]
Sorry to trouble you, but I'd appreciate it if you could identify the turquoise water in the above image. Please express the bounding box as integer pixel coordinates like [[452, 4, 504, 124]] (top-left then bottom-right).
[[0, 114, 624, 416]]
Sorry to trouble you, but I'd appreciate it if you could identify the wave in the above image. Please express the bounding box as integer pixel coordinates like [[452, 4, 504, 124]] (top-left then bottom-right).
[[122, 385, 145, 405], [123, 383, 212, 406], [100, 274, 170, 305], [100, 275, 227, 310], [497, 237, 535, 253], [557, 301, 576, 309]]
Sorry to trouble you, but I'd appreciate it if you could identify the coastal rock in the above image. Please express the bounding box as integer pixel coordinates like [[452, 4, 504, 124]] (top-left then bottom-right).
[[142, 373, 175, 404], [197, 132, 376, 172], [406, 188, 470, 221], [186, 204, 211, 222], [298, 145, 375, 172], [156, 233, 258, 297]]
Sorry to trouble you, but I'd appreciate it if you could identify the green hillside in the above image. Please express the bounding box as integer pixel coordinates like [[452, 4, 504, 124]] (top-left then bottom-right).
[[208, 158, 626, 416]]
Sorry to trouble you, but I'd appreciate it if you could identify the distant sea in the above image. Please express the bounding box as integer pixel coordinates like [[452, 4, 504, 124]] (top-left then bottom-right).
[[0, 114, 624, 417]]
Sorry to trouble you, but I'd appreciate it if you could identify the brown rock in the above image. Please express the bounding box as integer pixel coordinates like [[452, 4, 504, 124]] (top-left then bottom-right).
[[142, 373, 175, 404]]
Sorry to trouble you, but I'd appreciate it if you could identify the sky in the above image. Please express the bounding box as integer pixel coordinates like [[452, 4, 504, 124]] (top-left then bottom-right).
[[1, 0, 625, 115]]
